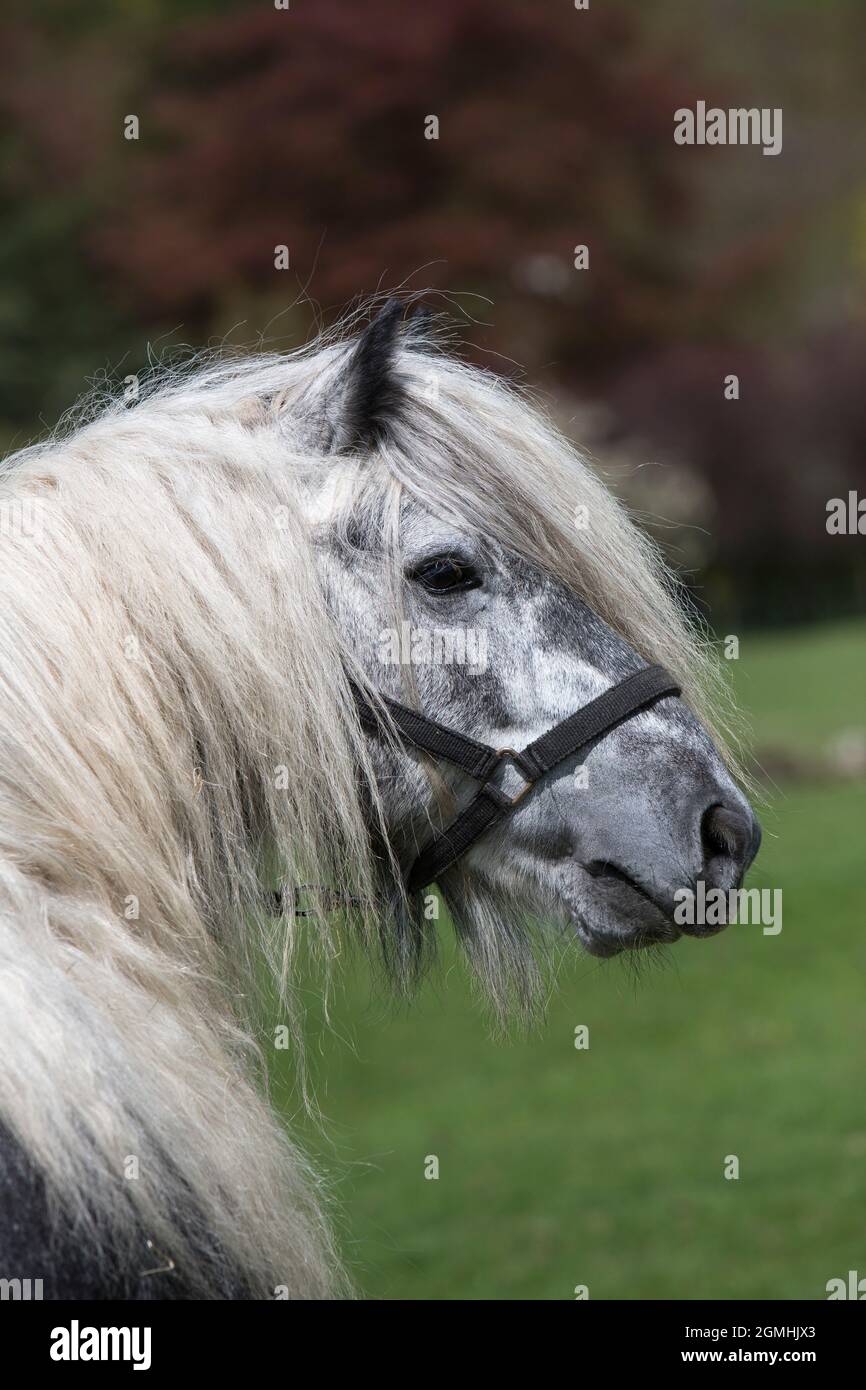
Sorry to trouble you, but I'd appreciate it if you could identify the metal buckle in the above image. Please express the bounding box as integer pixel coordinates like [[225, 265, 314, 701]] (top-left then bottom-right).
[[495, 748, 536, 805]]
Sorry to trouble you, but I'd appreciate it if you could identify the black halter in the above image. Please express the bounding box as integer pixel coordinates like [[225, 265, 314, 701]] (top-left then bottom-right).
[[354, 664, 682, 894]]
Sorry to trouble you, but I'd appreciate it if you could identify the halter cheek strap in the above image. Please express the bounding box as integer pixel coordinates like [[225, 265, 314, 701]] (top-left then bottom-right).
[[353, 664, 682, 894]]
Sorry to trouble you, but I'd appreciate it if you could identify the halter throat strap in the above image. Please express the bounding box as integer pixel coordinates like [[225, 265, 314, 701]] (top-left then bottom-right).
[[354, 664, 681, 894]]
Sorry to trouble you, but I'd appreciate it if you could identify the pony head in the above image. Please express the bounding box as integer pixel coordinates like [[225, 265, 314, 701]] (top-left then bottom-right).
[[290, 301, 760, 1004]]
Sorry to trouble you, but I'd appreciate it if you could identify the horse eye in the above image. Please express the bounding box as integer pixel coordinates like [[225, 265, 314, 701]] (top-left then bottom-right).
[[409, 556, 482, 593]]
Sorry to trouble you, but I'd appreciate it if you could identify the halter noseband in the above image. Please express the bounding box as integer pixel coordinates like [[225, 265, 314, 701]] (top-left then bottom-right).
[[354, 664, 682, 894]]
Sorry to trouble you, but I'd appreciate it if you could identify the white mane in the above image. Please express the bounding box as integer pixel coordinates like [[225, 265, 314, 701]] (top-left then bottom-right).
[[0, 309, 735, 1296]]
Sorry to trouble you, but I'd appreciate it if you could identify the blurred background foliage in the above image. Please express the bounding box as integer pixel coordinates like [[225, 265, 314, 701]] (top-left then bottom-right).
[[1, 0, 864, 1300]]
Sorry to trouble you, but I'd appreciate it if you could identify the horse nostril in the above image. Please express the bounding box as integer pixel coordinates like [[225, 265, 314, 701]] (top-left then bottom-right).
[[700, 802, 757, 881]]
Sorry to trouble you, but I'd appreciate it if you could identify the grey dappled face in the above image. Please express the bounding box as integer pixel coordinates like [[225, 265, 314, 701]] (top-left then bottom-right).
[[315, 488, 760, 958]]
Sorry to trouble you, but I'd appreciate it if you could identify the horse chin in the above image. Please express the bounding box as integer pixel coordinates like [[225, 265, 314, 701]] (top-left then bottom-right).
[[556, 866, 682, 958]]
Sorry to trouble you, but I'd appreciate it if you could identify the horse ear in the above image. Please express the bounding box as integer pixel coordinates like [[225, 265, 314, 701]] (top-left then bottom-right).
[[331, 299, 406, 455]]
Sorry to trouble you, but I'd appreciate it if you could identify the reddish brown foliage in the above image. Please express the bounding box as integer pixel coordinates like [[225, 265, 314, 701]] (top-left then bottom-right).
[[92, 0, 706, 373]]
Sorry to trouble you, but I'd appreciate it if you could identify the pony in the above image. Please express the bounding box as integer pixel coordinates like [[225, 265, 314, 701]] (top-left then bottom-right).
[[0, 299, 759, 1299]]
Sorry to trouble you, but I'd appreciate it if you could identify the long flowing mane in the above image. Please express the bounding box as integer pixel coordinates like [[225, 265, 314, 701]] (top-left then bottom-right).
[[0, 305, 735, 1296]]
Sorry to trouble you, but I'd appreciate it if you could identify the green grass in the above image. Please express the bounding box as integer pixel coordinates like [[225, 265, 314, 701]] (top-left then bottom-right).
[[279, 619, 866, 1300], [729, 617, 866, 746]]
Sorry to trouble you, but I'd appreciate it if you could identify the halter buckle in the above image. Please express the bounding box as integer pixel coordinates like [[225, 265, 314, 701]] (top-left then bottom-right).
[[495, 748, 536, 805]]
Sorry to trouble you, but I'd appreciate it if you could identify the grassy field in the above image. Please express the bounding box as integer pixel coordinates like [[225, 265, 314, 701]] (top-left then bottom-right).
[[280, 619, 866, 1300]]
